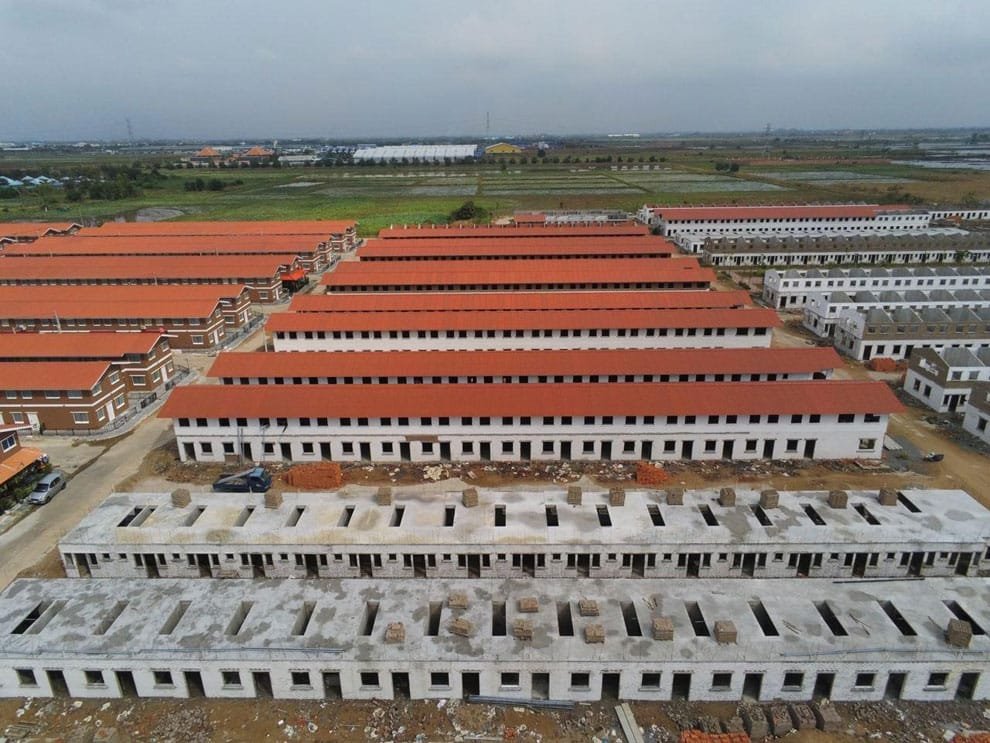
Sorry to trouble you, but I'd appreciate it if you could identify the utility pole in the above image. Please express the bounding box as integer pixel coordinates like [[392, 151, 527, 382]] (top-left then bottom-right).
[[126, 118, 134, 148]]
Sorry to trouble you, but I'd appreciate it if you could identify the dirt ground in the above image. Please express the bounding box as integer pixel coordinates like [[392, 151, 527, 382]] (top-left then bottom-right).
[[1, 694, 988, 743]]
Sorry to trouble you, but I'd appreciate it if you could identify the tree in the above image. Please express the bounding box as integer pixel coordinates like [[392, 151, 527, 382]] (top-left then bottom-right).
[[449, 200, 489, 223]]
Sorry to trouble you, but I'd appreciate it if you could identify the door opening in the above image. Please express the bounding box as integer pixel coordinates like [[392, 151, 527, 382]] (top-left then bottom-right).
[[813, 672, 834, 700], [46, 670, 70, 697], [322, 671, 342, 699], [184, 670, 206, 698], [742, 673, 762, 702], [671, 673, 691, 701], [601, 672, 621, 700], [462, 672, 480, 698], [884, 672, 906, 700], [531, 673, 550, 700], [392, 672, 411, 699], [253, 671, 273, 698]]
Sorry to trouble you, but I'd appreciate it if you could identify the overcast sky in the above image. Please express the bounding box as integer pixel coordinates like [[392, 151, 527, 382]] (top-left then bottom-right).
[[1, 0, 988, 141]]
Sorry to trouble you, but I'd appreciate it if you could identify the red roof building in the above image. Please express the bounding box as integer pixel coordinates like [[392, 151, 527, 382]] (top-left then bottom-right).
[[321, 258, 714, 292], [355, 237, 674, 261], [379, 223, 649, 239], [289, 290, 750, 314], [207, 347, 841, 384]]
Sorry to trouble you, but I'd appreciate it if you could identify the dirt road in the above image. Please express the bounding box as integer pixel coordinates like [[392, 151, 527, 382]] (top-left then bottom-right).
[[0, 417, 171, 589]]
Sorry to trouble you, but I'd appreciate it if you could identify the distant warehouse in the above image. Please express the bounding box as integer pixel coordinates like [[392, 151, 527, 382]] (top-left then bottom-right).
[[352, 145, 479, 163]]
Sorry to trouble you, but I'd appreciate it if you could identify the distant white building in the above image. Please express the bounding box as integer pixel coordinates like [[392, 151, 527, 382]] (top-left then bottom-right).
[[352, 145, 479, 163], [638, 204, 931, 237]]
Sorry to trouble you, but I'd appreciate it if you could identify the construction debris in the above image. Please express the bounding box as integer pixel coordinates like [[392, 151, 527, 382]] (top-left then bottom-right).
[[263, 490, 283, 509], [827, 489, 848, 509], [384, 622, 405, 644], [947, 618, 973, 648], [741, 706, 768, 739], [283, 462, 343, 490], [652, 616, 674, 641], [448, 592, 469, 610], [461, 487, 479, 507], [517, 597, 538, 613], [718, 487, 736, 507], [759, 489, 779, 509], [583, 624, 605, 644], [448, 617, 473, 637], [768, 704, 793, 736], [170, 489, 191, 508], [636, 460, 669, 486], [578, 599, 599, 617], [567, 485, 582, 505], [789, 703, 816, 730], [609, 486, 626, 507], [512, 618, 533, 641], [666, 487, 684, 506], [878, 488, 898, 506], [375, 486, 392, 506], [811, 699, 842, 731], [713, 620, 737, 644]]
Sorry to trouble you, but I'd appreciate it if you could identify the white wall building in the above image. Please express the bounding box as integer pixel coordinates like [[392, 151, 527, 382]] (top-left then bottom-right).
[[833, 306, 990, 362], [803, 288, 990, 338], [267, 308, 777, 353], [639, 205, 931, 237], [763, 266, 990, 309], [904, 348, 990, 413], [961, 382, 990, 444], [352, 145, 479, 163], [161, 380, 899, 464]]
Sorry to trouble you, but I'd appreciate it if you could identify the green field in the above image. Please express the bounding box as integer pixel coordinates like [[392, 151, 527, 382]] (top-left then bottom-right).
[[2, 143, 987, 235]]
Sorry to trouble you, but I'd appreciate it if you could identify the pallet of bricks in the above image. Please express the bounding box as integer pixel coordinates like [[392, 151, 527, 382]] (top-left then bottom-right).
[[679, 732, 749, 743]]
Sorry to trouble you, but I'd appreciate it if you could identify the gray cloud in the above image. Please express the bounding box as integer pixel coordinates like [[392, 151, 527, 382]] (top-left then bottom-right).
[[0, 0, 988, 140]]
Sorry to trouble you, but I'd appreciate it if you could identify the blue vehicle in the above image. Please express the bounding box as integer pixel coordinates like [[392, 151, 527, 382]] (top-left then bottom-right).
[[212, 467, 272, 493]]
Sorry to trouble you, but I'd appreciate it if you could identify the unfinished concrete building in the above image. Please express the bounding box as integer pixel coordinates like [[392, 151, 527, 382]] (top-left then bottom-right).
[[803, 288, 990, 338], [58, 488, 990, 582], [763, 266, 990, 309], [833, 306, 990, 361], [1, 575, 987, 703], [698, 231, 990, 268]]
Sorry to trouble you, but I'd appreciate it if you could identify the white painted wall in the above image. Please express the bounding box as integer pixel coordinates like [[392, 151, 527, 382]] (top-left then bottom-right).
[[271, 327, 772, 352]]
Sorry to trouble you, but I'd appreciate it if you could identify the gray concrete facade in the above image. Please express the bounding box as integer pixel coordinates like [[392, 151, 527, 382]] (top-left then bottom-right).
[[59, 488, 988, 581], [0, 576, 987, 702]]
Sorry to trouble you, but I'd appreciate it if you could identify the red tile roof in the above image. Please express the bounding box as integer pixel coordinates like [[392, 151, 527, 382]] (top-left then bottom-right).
[[194, 147, 221, 158], [9, 234, 324, 257], [266, 307, 780, 332], [652, 204, 915, 221], [379, 224, 649, 239], [290, 290, 750, 313], [0, 285, 244, 320], [321, 258, 714, 288], [0, 284, 249, 304], [160, 380, 903, 418], [513, 213, 546, 224], [356, 237, 674, 259], [242, 146, 273, 157], [208, 347, 841, 379], [0, 361, 112, 390], [0, 255, 291, 281], [86, 220, 356, 237], [0, 332, 165, 359], [0, 222, 81, 240]]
